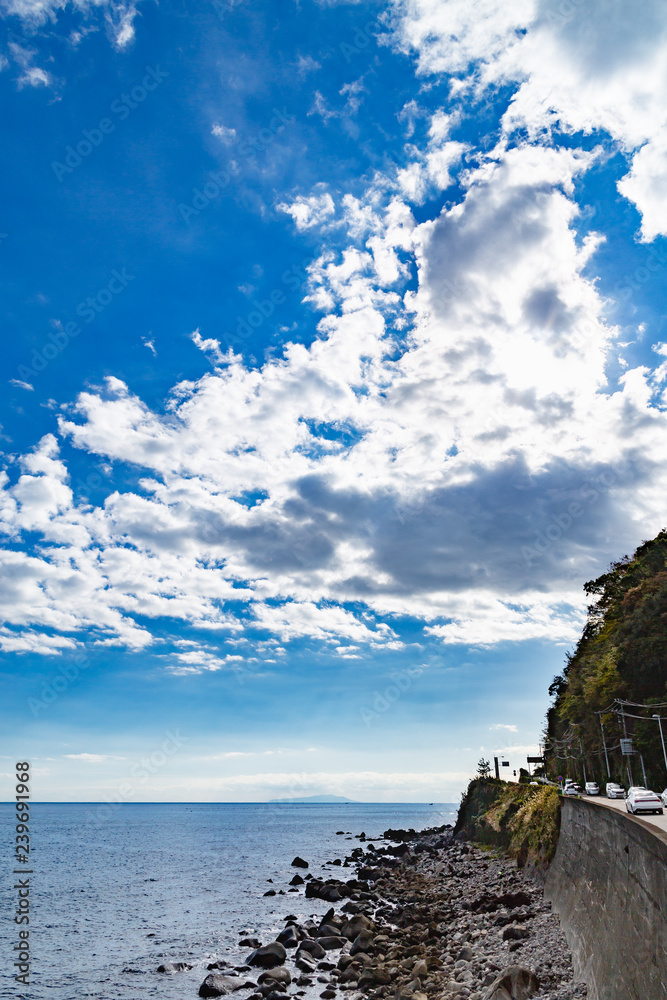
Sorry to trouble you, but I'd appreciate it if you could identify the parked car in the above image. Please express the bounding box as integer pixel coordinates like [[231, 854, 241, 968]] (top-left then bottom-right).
[[661, 789, 667, 807], [625, 787, 664, 815], [606, 782, 625, 799], [584, 781, 599, 795], [563, 782, 580, 796]]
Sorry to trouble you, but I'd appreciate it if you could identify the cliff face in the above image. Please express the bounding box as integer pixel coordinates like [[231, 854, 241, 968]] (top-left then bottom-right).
[[454, 779, 561, 870], [545, 529, 667, 790]]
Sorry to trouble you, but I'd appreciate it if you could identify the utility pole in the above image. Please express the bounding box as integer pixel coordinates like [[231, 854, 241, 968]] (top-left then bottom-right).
[[619, 701, 634, 786], [599, 714, 611, 779], [653, 714, 667, 777], [639, 752, 648, 788], [494, 756, 500, 780]]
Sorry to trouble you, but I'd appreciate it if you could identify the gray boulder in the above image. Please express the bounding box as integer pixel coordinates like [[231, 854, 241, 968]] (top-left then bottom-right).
[[258, 967, 291, 986], [158, 961, 192, 973], [276, 926, 299, 948], [199, 974, 242, 997], [297, 939, 326, 960], [291, 856, 309, 868], [247, 943, 287, 969], [317, 936, 347, 951]]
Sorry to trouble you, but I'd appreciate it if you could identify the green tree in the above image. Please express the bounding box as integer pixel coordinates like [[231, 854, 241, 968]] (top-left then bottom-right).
[[477, 758, 491, 779]]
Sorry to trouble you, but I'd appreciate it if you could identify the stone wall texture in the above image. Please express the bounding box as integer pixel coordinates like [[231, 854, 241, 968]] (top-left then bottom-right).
[[544, 797, 667, 1000]]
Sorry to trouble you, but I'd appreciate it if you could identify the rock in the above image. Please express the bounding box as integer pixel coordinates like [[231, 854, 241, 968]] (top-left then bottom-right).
[[412, 959, 428, 978], [457, 947, 474, 962], [317, 923, 340, 937], [295, 956, 318, 973], [263, 890, 276, 897], [247, 943, 287, 969], [502, 927, 530, 942], [350, 931, 374, 955], [341, 914, 373, 940], [317, 936, 347, 951], [289, 874, 305, 886], [320, 990, 336, 999], [258, 968, 292, 986], [277, 926, 299, 948], [297, 940, 327, 960], [482, 966, 540, 1000], [158, 962, 192, 973], [240, 938, 261, 949], [291, 856, 309, 868], [199, 974, 242, 997]]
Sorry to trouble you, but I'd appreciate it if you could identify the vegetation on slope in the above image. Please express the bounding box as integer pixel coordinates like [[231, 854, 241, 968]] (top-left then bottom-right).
[[454, 779, 561, 869], [545, 529, 667, 791]]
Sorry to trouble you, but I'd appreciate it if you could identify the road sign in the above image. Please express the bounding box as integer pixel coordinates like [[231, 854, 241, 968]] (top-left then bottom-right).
[[501, 760, 510, 767], [620, 738, 634, 756], [527, 756, 544, 764]]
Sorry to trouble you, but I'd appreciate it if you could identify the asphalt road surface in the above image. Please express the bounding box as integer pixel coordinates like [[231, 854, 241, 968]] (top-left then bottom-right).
[[581, 791, 667, 835]]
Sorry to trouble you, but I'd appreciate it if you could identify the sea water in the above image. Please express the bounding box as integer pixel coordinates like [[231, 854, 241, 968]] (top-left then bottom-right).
[[0, 802, 456, 999]]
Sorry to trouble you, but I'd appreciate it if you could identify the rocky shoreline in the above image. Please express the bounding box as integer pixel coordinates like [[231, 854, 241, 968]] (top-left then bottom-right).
[[166, 823, 586, 1000]]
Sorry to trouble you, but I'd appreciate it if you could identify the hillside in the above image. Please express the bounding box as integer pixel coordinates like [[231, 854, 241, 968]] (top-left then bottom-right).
[[545, 529, 667, 791]]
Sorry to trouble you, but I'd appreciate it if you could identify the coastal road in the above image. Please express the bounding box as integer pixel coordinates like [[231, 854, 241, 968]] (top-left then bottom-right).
[[581, 793, 667, 834]]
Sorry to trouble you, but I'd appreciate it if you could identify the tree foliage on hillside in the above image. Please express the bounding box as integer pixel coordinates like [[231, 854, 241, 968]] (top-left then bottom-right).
[[545, 529, 667, 790]]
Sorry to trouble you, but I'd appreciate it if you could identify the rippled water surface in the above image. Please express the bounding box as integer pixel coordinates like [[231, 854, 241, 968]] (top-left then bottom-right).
[[1, 802, 456, 999]]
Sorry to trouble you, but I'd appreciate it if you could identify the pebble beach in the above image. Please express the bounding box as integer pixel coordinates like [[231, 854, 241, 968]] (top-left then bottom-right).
[[186, 824, 586, 1000]]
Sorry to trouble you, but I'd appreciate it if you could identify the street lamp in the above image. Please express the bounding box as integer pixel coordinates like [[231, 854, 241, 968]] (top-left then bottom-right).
[[653, 714, 667, 775]]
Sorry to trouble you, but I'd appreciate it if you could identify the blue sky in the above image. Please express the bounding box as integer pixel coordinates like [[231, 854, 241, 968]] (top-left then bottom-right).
[[2, 0, 667, 802]]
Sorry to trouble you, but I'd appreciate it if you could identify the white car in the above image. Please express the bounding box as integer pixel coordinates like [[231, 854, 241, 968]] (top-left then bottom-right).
[[563, 782, 580, 796], [660, 789, 667, 807], [625, 787, 664, 815], [606, 782, 625, 799], [584, 781, 599, 795]]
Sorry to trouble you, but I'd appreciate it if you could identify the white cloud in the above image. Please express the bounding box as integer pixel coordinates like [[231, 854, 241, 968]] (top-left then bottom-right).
[[1, 0, 141, 56], [489, 723, 518, 733], [63, 753, 126, 761], [277, 190, 336, 230], [2, 2, 667, 661], [211, 122, 237, 144], [388, 0, 667, 239]]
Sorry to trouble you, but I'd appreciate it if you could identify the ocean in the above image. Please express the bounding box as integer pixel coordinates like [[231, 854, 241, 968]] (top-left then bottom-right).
[[1, 802, 457, 999]]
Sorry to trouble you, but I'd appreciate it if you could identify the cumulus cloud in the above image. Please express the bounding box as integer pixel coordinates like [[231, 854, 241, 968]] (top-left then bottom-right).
[[2, 0, 667, 662], [389, 0, 667, 238], [277, 190, 336, 230]]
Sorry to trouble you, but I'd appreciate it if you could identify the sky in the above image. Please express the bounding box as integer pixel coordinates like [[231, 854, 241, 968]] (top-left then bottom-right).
[[1, 0, 667, 803]]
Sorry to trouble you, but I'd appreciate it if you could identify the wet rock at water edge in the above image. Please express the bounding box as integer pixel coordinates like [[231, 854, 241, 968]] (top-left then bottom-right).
[[157, 961, 192, 973], [263, 890, 276, 897], [258, 967, 292, 987], [291, 856, 309, 868], [247, 942, 288, 969], [289, 874, 305, 886], [239, 938, 262, 949], [296, 939, 327, 960], [277, 925, 299, 948], [199, 974, 244, 997]]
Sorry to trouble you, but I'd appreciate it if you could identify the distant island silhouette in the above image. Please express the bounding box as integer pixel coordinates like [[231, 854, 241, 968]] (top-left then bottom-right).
[[268, 794, 357, 803]]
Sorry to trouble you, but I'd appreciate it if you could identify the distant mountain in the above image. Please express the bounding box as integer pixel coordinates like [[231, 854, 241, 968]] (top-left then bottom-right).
[[268, 794, 357, 803]]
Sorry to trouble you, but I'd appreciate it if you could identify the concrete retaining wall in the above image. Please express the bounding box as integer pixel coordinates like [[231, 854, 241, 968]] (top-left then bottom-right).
[[544, 797, 667, 1000]]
